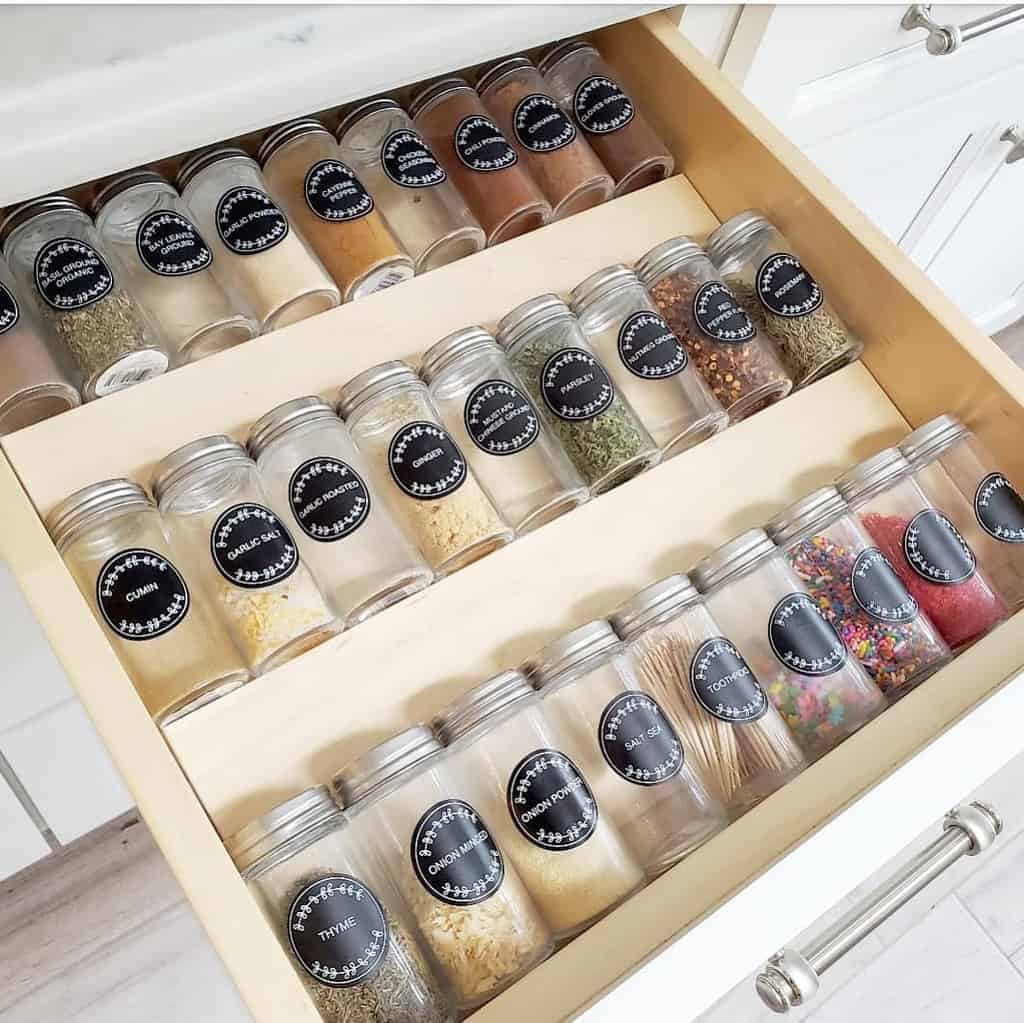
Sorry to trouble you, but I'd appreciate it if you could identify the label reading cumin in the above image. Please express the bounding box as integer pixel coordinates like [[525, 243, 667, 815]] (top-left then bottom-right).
[[210, 503, 299, 588], [507, 748, 598, 851], [541, 347, 615, 421], [288, 457, 371, 542], [136, 211, 213, 277], [96, 547, 190, 641], [216, 187, 289, 254]]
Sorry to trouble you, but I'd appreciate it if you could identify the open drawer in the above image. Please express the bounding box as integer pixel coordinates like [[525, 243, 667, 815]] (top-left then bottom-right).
[[3, 10, 1024, 1022]]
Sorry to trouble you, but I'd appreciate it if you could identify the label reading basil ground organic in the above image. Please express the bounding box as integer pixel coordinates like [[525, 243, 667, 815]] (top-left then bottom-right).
[[0, 283, 19, 334], [96, 547, 190, 641], [513, 94, 576, 153], [689, 637, 768, 723], [974, 472, 1024, 543], [216, 187, 289, 255], [851, 547, 919, 622], [454, 115, 518, 172], [572, 75, 635, 135], [755, 253, 824, 318], [136, 211, 213, 277], [464, 379, 539, 456], [617, 311, 687, 379], [903, 509, 977, 585], [598, 691, 683, 786], [769, 592, 848, 676], [210, 503, 300, 588], [388, 421, 467, 500], [381, 129, 448, 188], [507, 748, 598, 851], [289, 457, 371, 542], [541, 347, 615, 421], [34, 238, 114, 310], [693, 281, 756, 343], [304, 160, 375, 222]]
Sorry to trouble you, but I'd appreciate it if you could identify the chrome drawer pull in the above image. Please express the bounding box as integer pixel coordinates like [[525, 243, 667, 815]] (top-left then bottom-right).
[[901, 4, 1024, 55], [1002, 124, 1024, 165], [755, 802, 1002, 1014]]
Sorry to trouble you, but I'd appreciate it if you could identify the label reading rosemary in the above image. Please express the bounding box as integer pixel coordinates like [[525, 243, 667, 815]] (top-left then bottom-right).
[[454, 115, 518, 172], [0, 283, 19, 334], [210, 503, 299, 588], [598, 691, 683, 787], [216, 186, 289, 254], [513, 94, 576, 153], [381, 129, 447, 188], [573, 75, 635, 135], [617, 311, 687, 379], [96, 547, 190, 641], [755, 253, 823, 318], [693, 281, 756, 343], [136, 211, 213, 277], [541, 347, 615, 421], [304, 160, 374, 222], [507, 748, 598, 851], [769, 592, 848, 676], [903, 509, 977, 585], [289, 457, 371, 542], [690, 637, 768, 723], [464, 379, 539, 456], [975, 472, 1024, 543], [388, 421, 467, 500], [851, 547, 919, 622], [34, 238, 114, 310]]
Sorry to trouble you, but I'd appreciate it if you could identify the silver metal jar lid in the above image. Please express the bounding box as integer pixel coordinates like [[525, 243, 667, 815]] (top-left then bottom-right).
[[419, 326, 500, 385], [336, 360, 420, 420], [495, 293, 573, 350], [257, 119, 332, 167], [569, 264, 639, 320], [150, 434, 250, 504], [46, 478, 153, 552], [175, 147, 254, 192], [336, 98, 403, 142], [408, 77, 472, 121], [537, 39, 597, 77], [332, 725, 442, 807], [433, 669, 534, 745], [705, 210, 773, 271], [609, 574, 701, 640], [91, 171, 171, 217], [765, 486, 849, 548], [835, 447, 913, 508], [899, 414, 968, 468], [692, 527, 777, 594], [635, 236, 706, 287], [475, 56, 534, 95], [524, 619, 620, 689], [0, 195, 85, 249], [247, 396, 338, 460]]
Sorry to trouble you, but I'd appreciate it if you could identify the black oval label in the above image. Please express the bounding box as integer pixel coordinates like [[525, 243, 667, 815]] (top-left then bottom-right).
[[411, 799, 504, 907], [851, 547, 919, 622], [136, 210, 213, 277], [755, 253, 823, 318], [541, 347, 615, 421], [598, 691, 683, 787], [96, 548, 190, 641], [464, 379, 539, 456], [513, 94, 576, 153], [210, 502, 300, 588], [0, 283, 19, 334], [381, 129, 447, 188], [573, 75, 635, 135], [617, 310, 688, 379], [689, 637, 768, 723], [769, 592, 848, 676], [975, 472, 1024, 544], [507, 748, 598, 851], [34, 238, 114, 310], [903, 509, 977, 585], [216, 186, 289, 255], [388, 421, 467, 500], [288, 874, 389, 988], [454, 115, 518, 172], [288, 457, 371, 543], [304, 160, 374, 223], [693, 281, 756, 343]]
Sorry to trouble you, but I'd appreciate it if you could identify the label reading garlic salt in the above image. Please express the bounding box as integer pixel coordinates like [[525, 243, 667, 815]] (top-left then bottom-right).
[[381, 129, 448, 188], [769, 592, 848, 676], [136, 211, 213, 277], [289, 457, 371, 542], [304, 160, 375, 222], [34, 238, 114, 310], [903, 509, 977, 585], [96, 547, 190, 641], [693, 281, 756, 343], [388, 421, 467, 500], [513, 94, 576, 153], [507, 748, 598, 851], [541, 348, 615, 421], [210, 503, 300, 588], [617, 311, 687, 379], [573, 75, 635, 135], [454, 115, 518, 172], [974, 473, 1024, 543], [755, 253, 823, 318], [0, 283, 19, 334], [216, 187, 289, 255], [689, 637, 768, 723], [464, 379, 539, 456], [598, 692, 683, 787], [851, 547, 919, 622]]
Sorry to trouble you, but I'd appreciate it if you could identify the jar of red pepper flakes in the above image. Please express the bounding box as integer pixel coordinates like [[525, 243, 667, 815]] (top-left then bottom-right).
[[837, 447, 1009, 653]]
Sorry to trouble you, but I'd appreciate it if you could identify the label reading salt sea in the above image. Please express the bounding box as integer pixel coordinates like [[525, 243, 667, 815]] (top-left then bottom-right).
[[136, 211, 213, 277], [381, 129, 447, 188], [96, 548, 190, 641], [288, 874, 389, 988], [598, 691, 683, 787], [755, 253, 823, 318], [689, 637, 768, 723], [288, 457, 371, 542], [464, 379, 539, 456], [216, 187, 289, 255], [34, 238, 114, 310], [454, 115, 518, 172], [411, 799, 504, 907], [0, 283, 19, 334], [975, 473, 1024, 543], [210, 503, 299, 588], [851, 547, 919, 623], [304, 160, 375, 222], [573, 75, 635, 135], [388, 421, 467, 500], [513, 94, 576, 153], [507, 748, 598, 851], [617, 311, 688, 379], [541, 347, 615, 421], [769, 592, 848, 676], [693, 281, 756, 343], [903, 509, 977, 585]]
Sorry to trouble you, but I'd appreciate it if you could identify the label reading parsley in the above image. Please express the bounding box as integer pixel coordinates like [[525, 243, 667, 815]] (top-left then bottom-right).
[[288, 457, 371, 542], [454, 115, 518, 172], [541, 347, 615, 421], [464, 379, 539, 456], [693, 281, 756, 343], [216, 186, 289, 254], [381, 129, 447, 188], [513, 94, 576, 153], [136, 211, 213, 277], [975, 473, 1024, 543], [507, 748, 598, 851], [210, 503, 299, 588], [903, 509, 976, 585], [96, 548, 190, 641], [388, 421, 467, 500], [617, 311, 687, 379], [0, 283, 19, 334], [851, 547, 919, 623], [769, 592, 848, 676], [288, 875, 389, 989], [411, 799, 504, 907], [304, 160, 374, 222], [598, 691, 683, 787], [573, 75, 635, 135], [689, 637, 768, 723], [34, 238, 114, 310], [755, 253, 823, 318]]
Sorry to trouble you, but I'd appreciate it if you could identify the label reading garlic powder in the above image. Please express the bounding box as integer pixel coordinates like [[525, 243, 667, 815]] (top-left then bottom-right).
[[96, 547, 190, 641], [216, 187, 290, 255], [0, 283, 20, 333], [388, 421, 467, 500], [210, 503, 300, 588], [304, 160, 375, 222], [507, 748, 598, 851], [288, 457, 371, 542], [136, 211, 213, 277], [598, 692, 683, 787]]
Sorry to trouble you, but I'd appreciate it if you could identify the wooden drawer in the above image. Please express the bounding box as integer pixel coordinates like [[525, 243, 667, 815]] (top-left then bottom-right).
[[3, 11, 1024, 1021]]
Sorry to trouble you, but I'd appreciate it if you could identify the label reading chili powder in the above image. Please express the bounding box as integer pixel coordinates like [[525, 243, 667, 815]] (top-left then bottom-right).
[[573, 75, 635, 135], [136, 211, 213, 277], [288, 874, 389, 988], [617, 311, 688, 379], [507, 748, 598, 851], [34, 238, 114, 310], [541, 347, 615, 421], [388, 421, 467, 500], [304, 160, 374, 222], [381, 129, 447, 188], [598, 691, 683, 787], [769, 592, 848, 676], [210, 503, 299, 588], [454, 115, 518, 172], [216, 186, 289, 255], [755, 254, 824, 318], [96, 547, 190, 641], [0, 283, 19, 334], [851, 547, 919, 622], [689, 637, 768, 723], [513, 94, 576, 153], [288, 457, 371, 542], [464, 379, 539, 456], [903, 509, 977, 585], [693, 281, 756, 343], [411, 799, 504, 907], [975, 473, 1024, 543]]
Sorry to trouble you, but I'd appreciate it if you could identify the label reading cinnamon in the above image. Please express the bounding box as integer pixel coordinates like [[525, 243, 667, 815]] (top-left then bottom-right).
[[513, 94, 576, 153]]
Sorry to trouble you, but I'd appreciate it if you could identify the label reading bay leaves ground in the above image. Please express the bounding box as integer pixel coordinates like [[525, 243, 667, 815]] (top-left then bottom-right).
[[136, 211, 213, 277]]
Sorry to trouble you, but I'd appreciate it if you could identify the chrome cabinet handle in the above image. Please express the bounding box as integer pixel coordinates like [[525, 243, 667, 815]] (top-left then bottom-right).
[[1002, 124, 1024, 165], [755, 802, 1002, 1014], [901, 4, 1024, 55]]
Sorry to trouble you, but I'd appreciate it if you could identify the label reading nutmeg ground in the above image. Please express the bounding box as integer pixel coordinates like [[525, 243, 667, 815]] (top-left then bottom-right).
[[617, 311, 687, 379], [464, 379, 539, 456], [598, 691, 683, 786], [689, 637, 768, 723], [507, 748, 598, 851], [693, 281, 756, 343], [975, 473, 1024, 543], [454, 115, 518, 172], [851, 547, 919, 622], [388, 421, 467, 500], [210, 503, 300, 588], [289, 457, 371, 542], [769, 592, 848, 676], [513, 94, 576, 153], [541, 347, 615, 421], [34, 238, 114, 310], [136, 211, 213, 277], [96, 547, 190, 641], [0, 283, 19, 333], [381, 129, 447, 188], [573, 75, 635, 135], [755, 254, 823, 318], [216, 187, 289, 254], [304, 160, 375, 222], [903, 509, 977, 584]]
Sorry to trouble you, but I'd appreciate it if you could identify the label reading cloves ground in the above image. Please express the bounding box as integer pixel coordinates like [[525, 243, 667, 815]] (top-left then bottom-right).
[[289, 457, 371, 542], [464, 379, 539, 456], [388, 421, 467, 500], [0, 283, 19, 334], [136, 211, 213, 277], [454, 115, 518, 172], [769, 592, 848, 676], [96, 547, 190, 641], [689, 637, 768, 723], [34, 238, 114, 310], [693, 281, 756, 343], [216, 187, 289, 255], [755, 253, 823, 318], [304, 160, 375, 222], [573, 75, 635, 135], [513, 94, 576, 153], [507, 748, 598, 851], [975, 473, 1024, 543], [381, 129, 448, 188], [903, 509, 977, 584], [541, 347, 615, 421], [599, 691, 683, 786], [617, 311, 687, 379], [851, 547, 919, 622], [210, 503, 299, 588]]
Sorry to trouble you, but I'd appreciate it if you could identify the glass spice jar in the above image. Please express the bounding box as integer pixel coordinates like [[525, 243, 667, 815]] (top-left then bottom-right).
[[569, 264, 728, 457], [336, 99, 485, 273], [259, 121, 414, 302], [152, 435, 338, 673], [496, 294, 659, 494], [226, 786, 457, 1023], [525, 619, 728, 876], [610, 575, 806, 818], [419, 326, 587, 533], [0, 196, 169, 401], [337, 361, 512, 576], [176, 148, 340, 331], [636, 236, 793, 421], [766, 486, 951, 701], [900, 414, 1024, 614], [692, 528, 885, 762], [409, 78, 551, 246], [837, 448, 1009, 652], [538, 40, 674, 196], [92, 171, 259, 366], [46, 478, 249, 724], [247, 397, 433, 626], [433, 670, 646, 940], [706, 211, 863, 388], [476, 57, 614, 221], [333, 727, 554, 1010]]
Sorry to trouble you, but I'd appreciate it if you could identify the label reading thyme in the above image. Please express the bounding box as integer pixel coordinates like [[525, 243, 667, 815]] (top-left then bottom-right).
[[598, 691, 683, 786], [381, 129, 447, 188], [96, 547, 190, 641], [769, 592, 848, 676], [0, 283, 19, 333], [903, 509, 977, 585], [507, 748, 598, 851], [541, 347, 615, 421], [216, 186, 289, 254], [210, 503, 300, 588], [513, 94, 576, 153], [693, 281, 756, 343], [136, 211, 213, 277], [34, 238, 114, 310], [573, 75, 635, 135], [388, 421, 467, 500], [289, 457, 371, 542], [975, 472, 1024, 543], [755, 254, 823, 318], [689, 637, 768, 722], [304, 160, 375, 222], [851, 547, 919, 622], [454, 115, 518, 172], [617, 311, 687, 379], [464, 379, 539, 456]]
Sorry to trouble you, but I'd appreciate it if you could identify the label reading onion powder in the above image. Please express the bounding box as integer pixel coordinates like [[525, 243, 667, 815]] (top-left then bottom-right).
[[288, 457, 371, 542], [513, 94, 576, 153], [755, 253, 824, 318], [464, 379, 539, 456], [507, 748, 598, 851], [598, 691, 683, 786], [573, 75, 635, 134], [903, 509, 977, 585], [304, 160, 375, 222], [769, 592, 848, 676], [216, 187, 289, 254], [136, 211, 213, 277], [34, 238, 114, 310], [851, 547, 919, 622], [541, 347, 615, 421], [617, 311, 687, 379], [381, 129, 448, 188], [689, 637, 768, 723], [974, 473, 1024, 543], [96, 547, 190, 641], [0, 283, 19, 333], [388, 421, 467, 500], [210, 503, 299, 588], [454, 115, 518, 172]]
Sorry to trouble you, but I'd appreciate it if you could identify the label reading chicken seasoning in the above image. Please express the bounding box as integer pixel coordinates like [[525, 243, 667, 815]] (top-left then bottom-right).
[[381, 129, 448, 188], [216, 187, 289, 254]]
